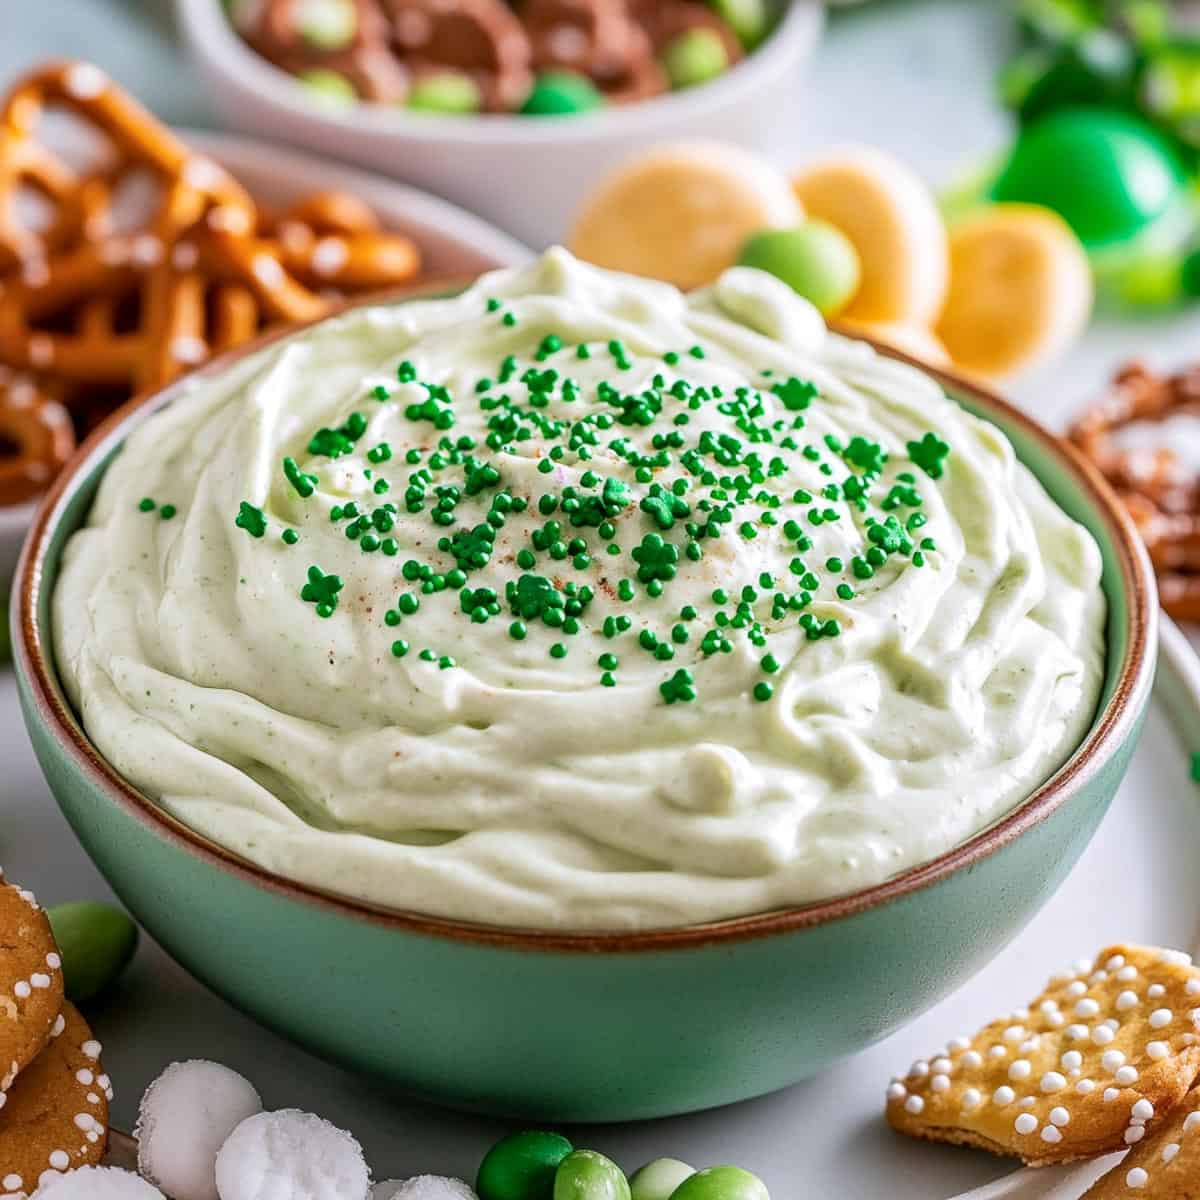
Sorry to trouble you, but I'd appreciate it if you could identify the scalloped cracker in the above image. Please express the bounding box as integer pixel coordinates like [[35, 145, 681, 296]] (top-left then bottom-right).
[[886, 945, 1200, 1166]]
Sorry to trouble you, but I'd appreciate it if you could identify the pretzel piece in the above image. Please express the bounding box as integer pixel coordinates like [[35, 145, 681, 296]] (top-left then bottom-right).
[[0, 374, 75, 506], [1070, 362, 1200, 622]]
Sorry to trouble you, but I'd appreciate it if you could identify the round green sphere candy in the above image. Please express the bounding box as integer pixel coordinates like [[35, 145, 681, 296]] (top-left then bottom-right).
[[297, 68, 358, 106], [990, 108, 1188, 251], [707, 0, 770, 49], [47, 902, 139, 1004], [1181, 246, 1200, 298], [737, 222, 862, 316], [408, 72, 483, 114], [554, 1150, 631, 1200], [630, 1158, 696, 1200], [668, 1167, 769, 1200], [521, 72, 604, 116], [294, 0, 357, 50], [478, 1131, 575, 1200], [662, 29, 730, 90]]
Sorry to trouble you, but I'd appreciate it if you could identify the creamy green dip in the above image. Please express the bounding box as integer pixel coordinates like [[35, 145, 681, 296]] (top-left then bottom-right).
[[53, 250, 1106, 930]]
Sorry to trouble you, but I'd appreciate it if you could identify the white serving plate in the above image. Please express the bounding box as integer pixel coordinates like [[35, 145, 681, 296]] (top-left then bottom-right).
[[1, 615, 1191, 1194], [0, 130, 532, 599], [175, 0, 825, 246]]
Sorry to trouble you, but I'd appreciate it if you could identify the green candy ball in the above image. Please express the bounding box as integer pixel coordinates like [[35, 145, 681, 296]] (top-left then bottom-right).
[[1181, 246, 1200, 298], [990, 108, 1188, 251], [630, 1159, 696, 1200], [294, 0, 357, 50], [668, 1167, 769, 1200], [707, 0, 770, 49], [408, 72, 483, 114], [47, 902, 139, 1004], [520, 72, 604, 117], [662, 29, 730, 90], [478, 1132, 575, 1200], [737, 222, 861, 316], [554, 1150, 631, 1200], [297, 69, 358, 106]]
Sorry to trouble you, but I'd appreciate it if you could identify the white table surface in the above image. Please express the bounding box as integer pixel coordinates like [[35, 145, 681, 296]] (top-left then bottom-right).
[[4, 1, 1200, 1193]]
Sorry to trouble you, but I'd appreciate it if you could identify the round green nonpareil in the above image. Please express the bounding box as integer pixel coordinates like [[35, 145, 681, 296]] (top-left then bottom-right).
[[737, 223, 862, 316], [297, 68, 357, 105], [990, 108, 1189, 251], [667, 1167, 769, 1200], [661, 30, 730, 90], [554, 1151, 630, 1200], [630, 1159, 696, 1200], [521, 73, 604, 116], [408, 73, 483, 114], [478, 1132, 575, 1200], [47, 902, 139, 1004]]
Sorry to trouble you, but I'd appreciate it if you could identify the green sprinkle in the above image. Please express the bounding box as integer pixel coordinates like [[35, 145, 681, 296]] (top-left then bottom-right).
[[761, 654, 780, 674], [235, 502, 267, 539], [282, 528, 299, 545], [826, 557, 844, 573], [391, 639, 409, 657], [1192, 752, 1200, 783], [398, 593, 420, 615], [509, 621, 527, 641], [138, 498, 156, 513], [502, 312, 517, 327], [159, 504, 177, 521], [908, 431, 951, 479], [753, 681, 774, 702], [301, 565, 343, 618], [550, 643, 567, 659]]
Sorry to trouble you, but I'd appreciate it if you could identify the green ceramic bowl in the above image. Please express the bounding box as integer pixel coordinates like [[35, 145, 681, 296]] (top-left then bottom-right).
[[11, 316, 1157, 1121]]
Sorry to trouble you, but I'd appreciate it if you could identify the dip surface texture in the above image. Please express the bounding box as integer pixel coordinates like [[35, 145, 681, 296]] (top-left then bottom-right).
[[53, 250, 1107, 930]]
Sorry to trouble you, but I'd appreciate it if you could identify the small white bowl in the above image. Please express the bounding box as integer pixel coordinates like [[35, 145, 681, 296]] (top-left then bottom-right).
[[175, 0, 825, 246], [0, 129, 531, 599]]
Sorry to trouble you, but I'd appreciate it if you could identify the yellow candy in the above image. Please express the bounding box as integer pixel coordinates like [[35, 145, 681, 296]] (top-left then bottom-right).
[[836, 317, 950, 369], [568, 140, 802, 291], [792, 146, 949, 325], [935, 203, 1093, 380]]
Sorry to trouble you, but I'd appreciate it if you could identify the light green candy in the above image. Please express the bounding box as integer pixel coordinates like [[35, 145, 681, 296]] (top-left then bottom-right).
[[630, 1158, 696, 1200], [47, 902, 139, 1004], [294, 0, 357, 50], [408, 73, 483, 115], [668, 1167, 769, 1200], [737, 222, 861, 316], [707, 0, 771, 48], [662, 29, 730, 90], [298, 69, 358, 106], [477, 1131, 574, 1200], [554, 1150, 630, 1200]]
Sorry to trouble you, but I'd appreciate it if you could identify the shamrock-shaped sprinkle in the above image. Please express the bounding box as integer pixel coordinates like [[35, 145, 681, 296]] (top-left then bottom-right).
[[631, 533, 679, 584], [301, 565, 344, 618]]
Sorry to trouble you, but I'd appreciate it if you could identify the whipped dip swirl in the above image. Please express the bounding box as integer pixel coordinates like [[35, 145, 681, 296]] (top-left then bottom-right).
[[54, 250, 1106, 930]]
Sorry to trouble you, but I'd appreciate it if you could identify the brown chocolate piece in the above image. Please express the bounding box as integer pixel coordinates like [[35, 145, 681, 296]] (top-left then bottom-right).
[[237, 0, 409, 102], [381, 0, 533, 111], [521, 0, 667, 103]]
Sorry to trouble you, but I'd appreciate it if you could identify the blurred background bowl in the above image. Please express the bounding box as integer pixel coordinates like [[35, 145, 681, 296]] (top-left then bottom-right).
[[175, 0, 825, 247]]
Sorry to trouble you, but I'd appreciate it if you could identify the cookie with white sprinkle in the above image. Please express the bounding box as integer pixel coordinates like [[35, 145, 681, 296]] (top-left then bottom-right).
[[886, 945, 1200, 1165], [0, 1001, 109, 1198], [1081, 1083, 1200, 1196], [0, 877, 65, 1098]]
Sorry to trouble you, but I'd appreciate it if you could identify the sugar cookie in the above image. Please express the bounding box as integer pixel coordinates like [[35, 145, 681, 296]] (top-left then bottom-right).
[[0, 1002, 109, 1197], [791, 146, 949, 325], [568, 140, 802, 291], [1081, 1083, 1200, 1196], [935, 203, 1093, 380], [0, 877, 64, 1099], [887, 946, 1200, 1166]]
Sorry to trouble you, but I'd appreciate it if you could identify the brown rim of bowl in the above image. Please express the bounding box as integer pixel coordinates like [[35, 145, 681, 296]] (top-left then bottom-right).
[[14, 297, 1158, 955]]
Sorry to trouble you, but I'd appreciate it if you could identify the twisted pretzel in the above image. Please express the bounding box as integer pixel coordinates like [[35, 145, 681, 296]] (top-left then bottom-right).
[[1069, 361, 1200, 620], [0, 372, 75, 506], [0, 60, 426, 506]]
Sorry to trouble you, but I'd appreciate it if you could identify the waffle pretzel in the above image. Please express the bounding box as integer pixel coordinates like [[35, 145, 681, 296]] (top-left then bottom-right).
[[0, 373, 75, 507], [1069, 362, 1200, 621]]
